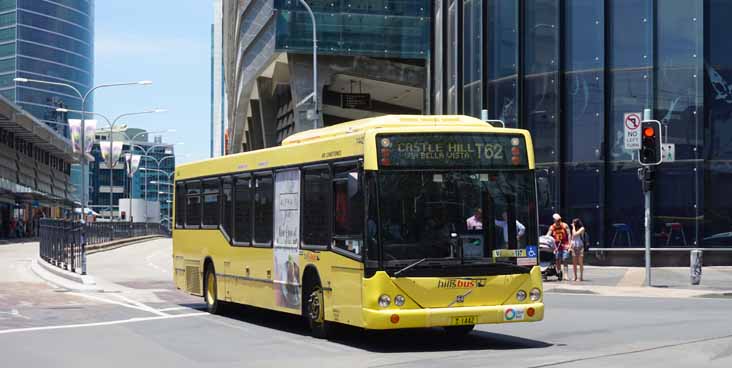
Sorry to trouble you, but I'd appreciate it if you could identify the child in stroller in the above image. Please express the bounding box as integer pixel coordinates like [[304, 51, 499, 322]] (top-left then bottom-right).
[[539, 235, 564, 281]]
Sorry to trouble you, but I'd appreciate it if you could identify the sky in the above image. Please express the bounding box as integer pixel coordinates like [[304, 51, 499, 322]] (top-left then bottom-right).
[[94, 1, 213, 164]]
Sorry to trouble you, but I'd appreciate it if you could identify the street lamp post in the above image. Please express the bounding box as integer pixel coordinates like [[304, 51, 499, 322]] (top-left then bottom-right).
[[140, 167, 175, 225], [128, 144, 179, 222], [57, 108, 166, 221], [296, 0, 318, 129], [15, 77, 152, 275]]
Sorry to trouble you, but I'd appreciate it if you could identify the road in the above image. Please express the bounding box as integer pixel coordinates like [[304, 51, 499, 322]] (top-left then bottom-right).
[[1, 239, 731, 367]]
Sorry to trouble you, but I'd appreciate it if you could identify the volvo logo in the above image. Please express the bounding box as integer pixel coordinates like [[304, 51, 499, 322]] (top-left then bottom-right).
[[448, 289, 473, 307]]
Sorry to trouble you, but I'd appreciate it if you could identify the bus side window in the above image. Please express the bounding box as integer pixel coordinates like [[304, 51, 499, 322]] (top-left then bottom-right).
[[332, 164, 363, 256], [202, 179, 219, 228], [233, 175, 252, 245], [185, 180, 201, 227], [175, 182, 185, 228], [302, 166, 330, 247], [254, 173, 273, 246], [221, 176, 233, 239]]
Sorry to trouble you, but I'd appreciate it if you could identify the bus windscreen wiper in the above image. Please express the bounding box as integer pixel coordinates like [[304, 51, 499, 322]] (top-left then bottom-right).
[[393, 258, 428, 276]]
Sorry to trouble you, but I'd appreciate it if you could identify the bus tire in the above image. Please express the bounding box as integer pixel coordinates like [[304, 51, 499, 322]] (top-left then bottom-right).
[[444, 324, 475, 336], [204, 262, 220, 314], [305, 283, 330, 339]]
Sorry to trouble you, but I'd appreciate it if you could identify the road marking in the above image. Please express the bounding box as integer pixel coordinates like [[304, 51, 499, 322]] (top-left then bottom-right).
[[69, 292, 166, 316], [0, 312, 207, 335], [112, 294, 168, 316], [158, 306, 190, 312], [146, 250, 170, 274]]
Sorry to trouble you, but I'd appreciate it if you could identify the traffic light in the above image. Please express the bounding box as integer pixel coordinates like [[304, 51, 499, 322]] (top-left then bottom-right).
[[639, 121, 661, 165]]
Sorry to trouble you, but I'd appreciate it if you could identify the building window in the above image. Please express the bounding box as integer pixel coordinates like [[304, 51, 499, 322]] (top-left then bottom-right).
[[462, 0, 482, 117], [302, 166, 330, 247], [202, 178, 219, 227], [234, 175, 252, 245], [253, 174, 273, 245], [332, 164, 363, 256], [185, 180, 201, 227]]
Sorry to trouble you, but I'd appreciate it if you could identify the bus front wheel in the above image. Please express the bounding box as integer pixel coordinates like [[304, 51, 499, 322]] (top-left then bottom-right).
[[204, 264, 220, 314], [306, 283, 330, 338]]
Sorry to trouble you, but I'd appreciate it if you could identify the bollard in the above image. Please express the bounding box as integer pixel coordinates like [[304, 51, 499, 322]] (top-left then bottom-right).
[[690, 249, 703, 285]]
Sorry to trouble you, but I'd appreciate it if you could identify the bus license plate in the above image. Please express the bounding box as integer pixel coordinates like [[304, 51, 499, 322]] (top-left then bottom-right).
[[450, 316, 477, 326]]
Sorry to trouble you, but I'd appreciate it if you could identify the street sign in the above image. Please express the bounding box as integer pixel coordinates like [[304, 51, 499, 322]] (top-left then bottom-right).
[[341, 93, 371, 109], [624, 112, 642, 150], [662, 143, 675, 162]]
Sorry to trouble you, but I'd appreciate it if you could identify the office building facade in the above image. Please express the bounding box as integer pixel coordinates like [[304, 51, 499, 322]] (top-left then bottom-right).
[[0, 0, 94, 137], [432, 0, 732, 261], [223, 0, 431, 152], [90, 127, 175, 223]]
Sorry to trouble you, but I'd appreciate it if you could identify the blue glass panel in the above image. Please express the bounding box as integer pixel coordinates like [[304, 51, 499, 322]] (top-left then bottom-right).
[[564, 0, 603, 162], [17, 10, 90, 42], [485, 0, 517, 127], [0, 26, 16, 42], [17, 57, 91, 86], [462, 0, 481, 118], [18, 0, 91, 28], [0, 11, 16, 27], [17, 41, 91, 71], [274, 0, 430, 59], [18, 26, 91, 55]]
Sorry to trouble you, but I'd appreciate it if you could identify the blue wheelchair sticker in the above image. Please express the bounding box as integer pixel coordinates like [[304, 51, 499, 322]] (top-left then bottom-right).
[[525, 245, 538, 258]]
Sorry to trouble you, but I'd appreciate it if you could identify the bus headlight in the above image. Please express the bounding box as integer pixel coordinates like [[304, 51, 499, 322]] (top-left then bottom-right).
[[378, 294, 391, 308], [394, 295, 406, 307], [516, 290, 527, 302], [530, 288, 542, 301]]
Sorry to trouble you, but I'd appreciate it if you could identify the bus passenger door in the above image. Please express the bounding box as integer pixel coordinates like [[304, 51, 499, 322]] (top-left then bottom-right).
[[329, 163, 364, 326]]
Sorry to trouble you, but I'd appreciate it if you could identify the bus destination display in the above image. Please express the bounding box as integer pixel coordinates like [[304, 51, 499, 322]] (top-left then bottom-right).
[[377, 133, 527, 169]]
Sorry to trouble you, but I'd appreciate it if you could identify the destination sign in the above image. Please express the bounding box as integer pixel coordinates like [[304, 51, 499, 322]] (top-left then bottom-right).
[[377, 133, 528, 169]]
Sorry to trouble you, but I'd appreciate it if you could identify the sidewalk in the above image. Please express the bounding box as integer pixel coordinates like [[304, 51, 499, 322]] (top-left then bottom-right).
[[543, 265, 732, 298]]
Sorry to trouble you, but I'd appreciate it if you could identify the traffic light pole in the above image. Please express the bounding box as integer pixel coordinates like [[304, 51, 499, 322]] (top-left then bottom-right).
[[642, 167, 654, 287]]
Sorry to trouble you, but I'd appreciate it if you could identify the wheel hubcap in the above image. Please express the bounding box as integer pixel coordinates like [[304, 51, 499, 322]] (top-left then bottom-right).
[[308, 289, 323, 323]]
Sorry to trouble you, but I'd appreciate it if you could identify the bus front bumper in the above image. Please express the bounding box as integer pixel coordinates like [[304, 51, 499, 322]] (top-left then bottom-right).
[[362, 302, 544, 330]]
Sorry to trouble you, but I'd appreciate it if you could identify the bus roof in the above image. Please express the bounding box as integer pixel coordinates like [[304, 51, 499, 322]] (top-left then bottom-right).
[[281, 115, 499, 146], [176, 115, 533, 179]]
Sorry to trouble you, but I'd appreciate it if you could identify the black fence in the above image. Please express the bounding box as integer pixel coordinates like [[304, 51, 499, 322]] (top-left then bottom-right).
[[39, 219, 168, 273]]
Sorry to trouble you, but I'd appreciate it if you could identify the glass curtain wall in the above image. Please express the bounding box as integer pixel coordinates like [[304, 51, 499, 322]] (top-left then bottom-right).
[[439, 0, 723, 248]]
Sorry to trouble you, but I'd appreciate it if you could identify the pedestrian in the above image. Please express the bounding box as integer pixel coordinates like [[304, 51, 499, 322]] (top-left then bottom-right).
[[9, 217, 16, 239], [466, 208, 482, 230], [571, 218, 586, 281], [546, 213, 570, 281]]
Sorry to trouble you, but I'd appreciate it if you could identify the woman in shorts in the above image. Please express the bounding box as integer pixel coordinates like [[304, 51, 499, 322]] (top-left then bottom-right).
[[570, 218, 586, 281]]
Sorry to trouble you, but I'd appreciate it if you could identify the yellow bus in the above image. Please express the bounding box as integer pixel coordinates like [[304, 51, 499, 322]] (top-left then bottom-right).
[[173, 115, 544, 337]]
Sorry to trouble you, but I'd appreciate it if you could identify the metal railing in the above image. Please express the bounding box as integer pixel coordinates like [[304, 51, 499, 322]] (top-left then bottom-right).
[[39, 219, 168, 273]]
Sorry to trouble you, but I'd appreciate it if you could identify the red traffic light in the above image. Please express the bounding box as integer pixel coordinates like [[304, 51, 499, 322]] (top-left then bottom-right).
[[643, 127, 655, 137]]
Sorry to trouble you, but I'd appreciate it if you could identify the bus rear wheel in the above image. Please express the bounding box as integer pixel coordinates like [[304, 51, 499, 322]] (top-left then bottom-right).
[[204, 264, 220, 314], [305, 283, 330, 338]]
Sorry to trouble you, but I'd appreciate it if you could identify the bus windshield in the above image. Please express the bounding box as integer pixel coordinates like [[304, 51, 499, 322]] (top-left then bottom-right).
[[376, 170, 537, 264]]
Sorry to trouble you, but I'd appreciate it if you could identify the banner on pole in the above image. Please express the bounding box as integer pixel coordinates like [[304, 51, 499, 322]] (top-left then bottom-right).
[[69, 119, 82, 153], [129, 154, 141, 177], [84, 119, 96, 154], [100, 141, 111, 163]]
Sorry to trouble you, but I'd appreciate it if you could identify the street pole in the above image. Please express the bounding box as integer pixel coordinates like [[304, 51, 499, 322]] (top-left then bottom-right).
[[297, 0, 318, 129], [643, 108, 654, 287]]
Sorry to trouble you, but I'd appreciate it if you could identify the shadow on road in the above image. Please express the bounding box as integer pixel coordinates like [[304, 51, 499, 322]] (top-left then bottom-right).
[[215, 302, 553, 353]]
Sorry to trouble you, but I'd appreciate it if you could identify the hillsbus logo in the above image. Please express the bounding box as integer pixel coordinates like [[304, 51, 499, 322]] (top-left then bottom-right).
[[437, 279, 485, 289]]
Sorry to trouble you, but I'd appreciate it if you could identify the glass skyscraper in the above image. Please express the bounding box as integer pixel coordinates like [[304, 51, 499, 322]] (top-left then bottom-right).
[[432, 0, 732, 260], [0, 0, 93, 138]]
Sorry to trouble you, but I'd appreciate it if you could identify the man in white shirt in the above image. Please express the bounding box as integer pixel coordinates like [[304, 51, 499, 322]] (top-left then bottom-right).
[[494, 212, 525, 245], [466, 208, 483, 230]]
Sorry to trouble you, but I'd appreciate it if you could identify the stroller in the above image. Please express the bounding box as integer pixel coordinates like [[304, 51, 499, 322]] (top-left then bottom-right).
[[539, 235, 562, 281]]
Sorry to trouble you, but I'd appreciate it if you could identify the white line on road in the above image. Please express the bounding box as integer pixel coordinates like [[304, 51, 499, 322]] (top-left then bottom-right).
[[112, 294, 168, 316], [0, 312, 207, 335], [146, 250, 170, 274], [158, 307, 190, 312], [69, 292, 165, 316]]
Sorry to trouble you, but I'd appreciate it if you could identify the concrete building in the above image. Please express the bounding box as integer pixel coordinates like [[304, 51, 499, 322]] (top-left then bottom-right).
[[89, 127, 175, 223], [0, 0, 94, 138], [0, 95, 75, 239], [222, 0, 431, 153], [211, 0, 226, 157]]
